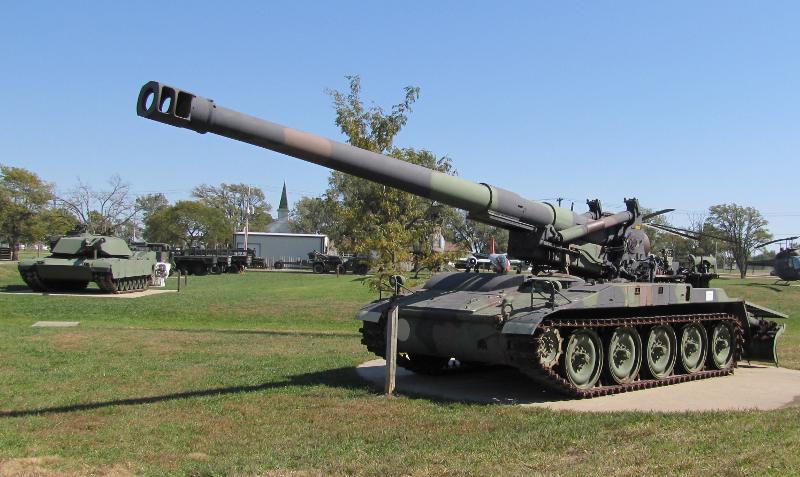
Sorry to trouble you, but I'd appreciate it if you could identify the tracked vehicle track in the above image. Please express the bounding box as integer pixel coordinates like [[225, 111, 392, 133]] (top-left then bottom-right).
[[361, 312, 744, 398], [508, 313, 744, 398], [95, 273, 151, 294], [20, 269, 48, 292]]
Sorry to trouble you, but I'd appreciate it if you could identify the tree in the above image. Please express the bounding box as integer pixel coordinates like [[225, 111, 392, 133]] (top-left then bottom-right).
[[144, 201, 228, 248], [59, 175, 138, 236], [192, 183, 273, 235], [136, 193, 170, 242], [707, 203, 771, 278], [302, 75, 457, 281], [0, 166, 54, 259], [444, 209, 509, 253], [290, 195, 343, 235]]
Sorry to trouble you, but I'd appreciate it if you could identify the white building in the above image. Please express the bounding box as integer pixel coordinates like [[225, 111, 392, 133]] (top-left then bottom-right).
[[233, 232, 329, 266]]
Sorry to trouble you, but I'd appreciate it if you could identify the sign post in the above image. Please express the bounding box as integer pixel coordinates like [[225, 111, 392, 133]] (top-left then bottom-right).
[[384, 275, 403, 396]]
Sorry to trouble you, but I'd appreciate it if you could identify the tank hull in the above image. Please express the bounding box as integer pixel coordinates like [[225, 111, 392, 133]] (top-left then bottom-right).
[[18, 254, 158, 293], [358, 272, 786, 396]]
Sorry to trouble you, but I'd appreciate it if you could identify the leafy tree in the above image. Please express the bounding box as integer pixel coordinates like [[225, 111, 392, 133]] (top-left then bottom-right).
[[297, 75, 457, 282], [144, 201, 228, 248], [444, 209, 509, 253], [192, 183, 273, 235], [0, 166, 54, 259], [290, 194, 343, 235], [136, 193, 170, 242], [707, 203, 771, 278], [58, 175, 138, 235]]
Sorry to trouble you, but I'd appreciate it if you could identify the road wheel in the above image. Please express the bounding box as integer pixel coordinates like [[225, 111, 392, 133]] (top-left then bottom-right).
[[192, 263, 207, 276], [709, 322, 735, 370], [562, 329, 603, 390], [537, 328, 562, 369], [313, 262, 326, 274], [679, 323, 707, 373], [645, 325, 677, 379], [605, 326, 642, 384], [274, 261, 284, 270]]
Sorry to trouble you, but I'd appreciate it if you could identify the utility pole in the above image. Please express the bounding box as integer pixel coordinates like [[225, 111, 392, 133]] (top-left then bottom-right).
[[243, 185, 250, 251]]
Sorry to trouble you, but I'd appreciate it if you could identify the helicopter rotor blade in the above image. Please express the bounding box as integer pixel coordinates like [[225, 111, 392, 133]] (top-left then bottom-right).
[[755, 236, 800, 249], [644, 223, 703, 241], [642, 208, 675, 221]]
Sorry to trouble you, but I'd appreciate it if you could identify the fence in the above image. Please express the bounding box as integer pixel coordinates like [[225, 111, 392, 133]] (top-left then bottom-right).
[[264, 256, 308, 270], [0, 247, 12, 261]]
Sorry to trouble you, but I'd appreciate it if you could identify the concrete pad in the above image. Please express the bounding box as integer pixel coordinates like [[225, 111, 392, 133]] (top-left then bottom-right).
[[356, 359, 800, 412], [31, 321, 79, 328], [0, 289, 177, 299]]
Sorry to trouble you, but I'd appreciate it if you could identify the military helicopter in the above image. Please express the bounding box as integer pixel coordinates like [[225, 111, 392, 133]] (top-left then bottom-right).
[[749, 236, 800, 282]]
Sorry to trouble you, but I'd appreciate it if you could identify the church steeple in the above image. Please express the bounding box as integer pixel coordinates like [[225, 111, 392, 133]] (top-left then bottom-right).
[[277, 182, 289, 220]]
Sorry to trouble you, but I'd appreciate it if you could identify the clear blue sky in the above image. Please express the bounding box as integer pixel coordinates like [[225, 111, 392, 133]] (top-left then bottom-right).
[[2, 1, 798, 248]]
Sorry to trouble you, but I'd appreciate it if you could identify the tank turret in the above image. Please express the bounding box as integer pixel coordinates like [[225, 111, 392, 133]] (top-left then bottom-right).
[[137, 82, 649, 280]]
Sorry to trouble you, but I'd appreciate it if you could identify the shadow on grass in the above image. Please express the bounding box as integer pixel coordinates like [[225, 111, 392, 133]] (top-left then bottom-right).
[[0, 367, 366, 418], [0, 284, 35, 292], [743, 283, 785, 293]]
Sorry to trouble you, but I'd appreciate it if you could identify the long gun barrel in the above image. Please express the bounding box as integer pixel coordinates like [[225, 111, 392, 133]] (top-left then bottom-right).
[[136, 82, 603, 235]]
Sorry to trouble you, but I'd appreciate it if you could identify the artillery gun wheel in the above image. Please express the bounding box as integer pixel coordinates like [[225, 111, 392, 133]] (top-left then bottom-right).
[[312, 263, 325, 274], [561, 329, 603, 390], [678, 323, 707, 373], [644, 325, 677, 379], [604, 327, 642, 384], [192, 263, 207, 276], [709, 322, 735, 370]]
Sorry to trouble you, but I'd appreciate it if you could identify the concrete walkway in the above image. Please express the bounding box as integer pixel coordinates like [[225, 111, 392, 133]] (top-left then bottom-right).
[[0, 289, 176, 299], [356, 359, 800, 412]]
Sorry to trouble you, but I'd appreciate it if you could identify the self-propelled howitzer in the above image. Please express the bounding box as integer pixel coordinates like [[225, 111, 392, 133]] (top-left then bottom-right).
[[137, 81, 786, 397]]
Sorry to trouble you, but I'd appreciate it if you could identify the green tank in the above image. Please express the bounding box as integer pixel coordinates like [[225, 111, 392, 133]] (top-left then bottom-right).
[[136, 81, 787, 397], [18, 231, 160, 293]]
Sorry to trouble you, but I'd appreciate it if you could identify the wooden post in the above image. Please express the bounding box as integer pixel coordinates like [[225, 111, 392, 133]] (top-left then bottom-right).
[[384, 304, 399, 396], [177, 270, 181, 292]]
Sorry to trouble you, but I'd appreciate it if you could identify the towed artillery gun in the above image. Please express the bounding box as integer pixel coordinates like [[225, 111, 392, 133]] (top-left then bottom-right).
[[18, 230, 162, 293], [137, 82, 787, 397]]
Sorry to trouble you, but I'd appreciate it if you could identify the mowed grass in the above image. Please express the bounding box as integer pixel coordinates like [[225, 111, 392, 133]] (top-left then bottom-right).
[[0, 262, 799, 476]]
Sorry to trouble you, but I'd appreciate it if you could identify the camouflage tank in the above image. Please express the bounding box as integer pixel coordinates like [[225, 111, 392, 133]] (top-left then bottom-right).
[[18, 231, 160, 293], [137, 82, 787, 397]]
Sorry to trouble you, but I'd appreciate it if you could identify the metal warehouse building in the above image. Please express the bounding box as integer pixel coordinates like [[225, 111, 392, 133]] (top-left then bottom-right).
[[233, 232, 329, 267]]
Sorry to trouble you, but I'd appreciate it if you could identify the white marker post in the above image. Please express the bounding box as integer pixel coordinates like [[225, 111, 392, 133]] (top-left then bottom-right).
[[384, 304, 399, 396], [384, 275, 403, 396]]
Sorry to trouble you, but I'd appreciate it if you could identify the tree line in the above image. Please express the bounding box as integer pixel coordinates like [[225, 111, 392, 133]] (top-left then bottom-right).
[[0, 167, 274, 259]]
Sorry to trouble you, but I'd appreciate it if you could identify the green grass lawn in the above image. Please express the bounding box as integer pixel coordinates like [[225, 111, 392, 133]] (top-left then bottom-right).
[[0, 262, 798, 476]]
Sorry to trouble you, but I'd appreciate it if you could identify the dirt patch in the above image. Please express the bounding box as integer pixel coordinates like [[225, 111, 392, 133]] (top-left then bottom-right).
[[48, 332, 85, 351], [0, 456, 64, 477]]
